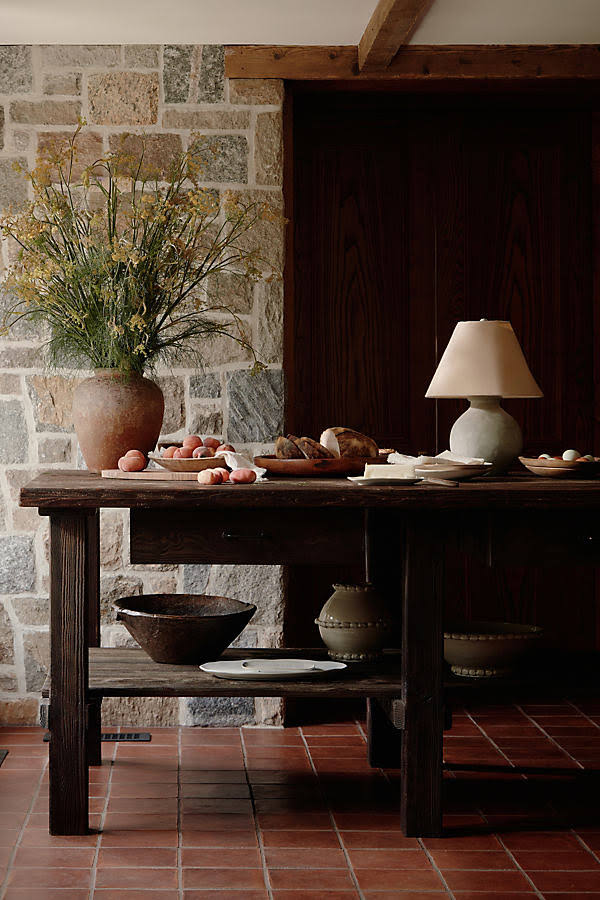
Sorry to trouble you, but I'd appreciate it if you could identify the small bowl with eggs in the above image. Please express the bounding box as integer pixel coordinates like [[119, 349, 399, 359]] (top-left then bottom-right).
[[519, 449, 600, 478]]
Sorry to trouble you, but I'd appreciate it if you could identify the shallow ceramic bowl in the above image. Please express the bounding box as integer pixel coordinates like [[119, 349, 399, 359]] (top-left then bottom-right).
[[444, 620, 543, 678], [254, 455, 385, 477], [113, 594, 256, 665], [414, 462, 492, 481], [519, 456, 600, 478], [149, 453, 226, 472]]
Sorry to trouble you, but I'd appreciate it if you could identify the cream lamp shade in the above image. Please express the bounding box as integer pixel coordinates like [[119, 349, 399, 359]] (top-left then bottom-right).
[[425, 320, 543, 399]]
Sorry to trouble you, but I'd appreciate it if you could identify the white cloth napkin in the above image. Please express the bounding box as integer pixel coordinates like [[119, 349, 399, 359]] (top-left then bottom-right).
[[220, 451, 267, 480], [387, 450, 486, 475]]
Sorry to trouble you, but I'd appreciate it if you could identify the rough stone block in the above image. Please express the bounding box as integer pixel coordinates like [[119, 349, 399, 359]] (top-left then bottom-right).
[[9, 100, 81, 125], [188, 406, 223, 438], [201, 330, 252, 367], [100, 509, 124, 570], [88, 72, 159, 125], [223, 188, 285, 272], [0, 672, 17, 692], [0, 399, 28, 463], [198, 45, 225, 103], [0, 347, 42, 369], [163, 45, 194, 103], [190, 134, 248, 184], [42, 72, 81, 95], [162, 108, 250, 130], [37, 436, 72, 464], [155, 375, 185, 434], [227, 368, 283, 442], [11, 595, 48, 626], [206, 271, 254, 314], [37, 130, 103, 181], [182, 565, 210, 594], [256, 280, 283, 364], [0, 604, 14, 664], [102, 696, 179, 726], [108, 132, 183, 179], [13, 131, 30, 151], [23, 630, 49, 692], [0, 158, 28, 209], [0, 536, 35, 593], [101, 573, 143, 624], [0, 107, 3, 152], [184, 696, 254, 726], [0, 374, 20, 394], [27, 375, 79, 432], [124, 45, 159, 68], [207, 564, 283, 627], [0, 46, 33, 94], [229, 78, 284, 106], [189, 372, 221, 399], [40, 45, 121, 67], [0, 288, 45, 340], [0, 698, 38, 724], [142, 571, 178, 594], [255, 110, 283, 186]]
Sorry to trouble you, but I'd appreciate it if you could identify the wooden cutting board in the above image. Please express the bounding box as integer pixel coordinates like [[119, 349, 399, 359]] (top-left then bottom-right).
[[101, 469, 199, 481]]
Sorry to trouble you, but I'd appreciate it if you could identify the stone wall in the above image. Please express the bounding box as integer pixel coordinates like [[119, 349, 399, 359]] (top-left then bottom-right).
[[0, 45, 285, 726]]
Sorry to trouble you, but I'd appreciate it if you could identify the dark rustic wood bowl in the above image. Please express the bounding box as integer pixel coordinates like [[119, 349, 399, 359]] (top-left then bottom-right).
[[113, 594, 256, 665]]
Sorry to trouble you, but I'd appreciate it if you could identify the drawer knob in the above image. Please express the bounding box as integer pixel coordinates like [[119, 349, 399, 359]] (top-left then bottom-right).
[[222, 530, 271, 541]]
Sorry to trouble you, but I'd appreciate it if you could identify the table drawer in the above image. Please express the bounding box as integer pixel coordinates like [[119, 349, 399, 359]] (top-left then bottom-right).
[[130, 507, 364, 566]]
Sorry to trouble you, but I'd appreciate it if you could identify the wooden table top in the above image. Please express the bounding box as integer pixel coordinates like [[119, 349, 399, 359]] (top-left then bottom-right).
[[19, 469, 600, 510]]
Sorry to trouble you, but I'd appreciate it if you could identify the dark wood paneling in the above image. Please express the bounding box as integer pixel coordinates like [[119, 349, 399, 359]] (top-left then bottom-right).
[[287, 90, 596, 655]]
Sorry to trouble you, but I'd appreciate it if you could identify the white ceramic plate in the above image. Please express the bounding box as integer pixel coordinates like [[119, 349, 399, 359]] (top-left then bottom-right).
[[347, 476, 421, 485], [200, 658, 347, 680], [414, 463, 492, 481]]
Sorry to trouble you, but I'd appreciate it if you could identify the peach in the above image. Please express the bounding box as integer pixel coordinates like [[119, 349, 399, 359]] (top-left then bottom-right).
[[203, 437, 221, 450], [212, 467, 230, 482], [118, 455, 146, 472], [230, 468, 256, 484], [216, 443, 235, 453], [125, 449, 146, 462], [192, 446, 213, 458], [162, 446, 177, 458], [197, 469, 222, 485], [183, 435, 203, 450]]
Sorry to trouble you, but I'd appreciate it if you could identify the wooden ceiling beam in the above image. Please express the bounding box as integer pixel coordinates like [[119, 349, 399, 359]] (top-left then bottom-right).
[[225, 44, 600, 81], [358, 0, 435, 72]]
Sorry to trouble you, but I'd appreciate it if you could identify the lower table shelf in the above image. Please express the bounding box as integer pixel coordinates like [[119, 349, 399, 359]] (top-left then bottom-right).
[[44, 647, 405, 700]]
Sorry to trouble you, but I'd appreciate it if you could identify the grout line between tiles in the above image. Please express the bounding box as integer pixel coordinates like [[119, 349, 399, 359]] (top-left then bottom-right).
[[239, 726, 273, 900], [89, 725, 119, 899], [299, 726, 365, 900], [515, 704, 584, 768], [465, 710, 522, 772], [477, 804, 546, 900], [0, 747, 48, 900], [418, 840, 457, 899]]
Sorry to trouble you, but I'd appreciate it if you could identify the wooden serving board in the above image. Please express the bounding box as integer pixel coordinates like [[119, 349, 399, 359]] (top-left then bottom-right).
[[101, 469, 200, 481]]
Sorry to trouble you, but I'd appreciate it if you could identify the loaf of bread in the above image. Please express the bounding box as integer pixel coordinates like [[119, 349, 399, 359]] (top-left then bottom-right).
[[296, 437, 335, 459], [320, 427, 379, 459], [275, 435, 304, 459]]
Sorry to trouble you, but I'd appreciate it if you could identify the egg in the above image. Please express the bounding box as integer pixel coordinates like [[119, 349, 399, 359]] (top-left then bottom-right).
[[562, 449, 580, 461], [538, 453, 552, 459]]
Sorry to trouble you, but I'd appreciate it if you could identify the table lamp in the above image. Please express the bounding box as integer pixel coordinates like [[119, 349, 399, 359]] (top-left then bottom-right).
[[425, 320, 543, 472]]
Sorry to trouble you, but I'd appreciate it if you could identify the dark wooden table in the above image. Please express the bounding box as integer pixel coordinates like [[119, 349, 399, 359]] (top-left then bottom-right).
[[20, 471, 600, 837]]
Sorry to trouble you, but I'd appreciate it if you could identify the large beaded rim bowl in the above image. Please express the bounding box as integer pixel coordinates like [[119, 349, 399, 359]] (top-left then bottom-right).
[[443, 621, 543, 678]]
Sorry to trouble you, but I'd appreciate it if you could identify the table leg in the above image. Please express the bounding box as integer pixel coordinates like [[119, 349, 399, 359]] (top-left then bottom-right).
[[401, 512, 444, 837], [86, 511, 102, 767], [49, 511, 91, 835]]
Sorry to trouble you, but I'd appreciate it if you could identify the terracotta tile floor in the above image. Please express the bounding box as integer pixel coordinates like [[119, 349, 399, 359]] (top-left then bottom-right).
[[1, 700, 600, 898]]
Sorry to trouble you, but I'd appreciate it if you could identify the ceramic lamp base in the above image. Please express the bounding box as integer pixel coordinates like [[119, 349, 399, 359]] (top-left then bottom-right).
[[449, 396, 522, 474]]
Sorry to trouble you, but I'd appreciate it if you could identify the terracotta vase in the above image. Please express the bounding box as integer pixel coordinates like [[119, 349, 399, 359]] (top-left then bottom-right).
[[73, 369, 164, 473], [315, 583, 393, 662]]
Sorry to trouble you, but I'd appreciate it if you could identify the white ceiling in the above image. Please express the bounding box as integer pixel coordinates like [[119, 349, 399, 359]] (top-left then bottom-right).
[[1, 0, 599, 46]]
